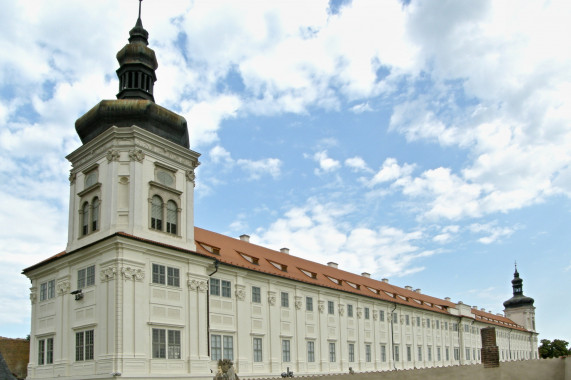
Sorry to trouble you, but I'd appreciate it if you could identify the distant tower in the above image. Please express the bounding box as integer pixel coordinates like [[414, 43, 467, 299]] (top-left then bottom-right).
[[503, 265, 536, 331]]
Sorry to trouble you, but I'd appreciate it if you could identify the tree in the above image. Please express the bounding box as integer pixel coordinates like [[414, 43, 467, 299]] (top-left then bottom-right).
[[539, 339, 570, 358]]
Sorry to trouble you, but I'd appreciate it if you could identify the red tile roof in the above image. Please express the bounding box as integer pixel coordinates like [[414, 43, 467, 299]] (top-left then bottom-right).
[[22, 227, 529, 332]]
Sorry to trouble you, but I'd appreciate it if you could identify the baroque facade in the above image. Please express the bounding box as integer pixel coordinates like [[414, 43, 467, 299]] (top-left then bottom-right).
[[23, 6, 538, 380]]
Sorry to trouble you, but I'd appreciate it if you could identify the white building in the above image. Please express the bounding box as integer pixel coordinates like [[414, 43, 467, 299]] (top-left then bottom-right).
[[23, 8, 538, 380]]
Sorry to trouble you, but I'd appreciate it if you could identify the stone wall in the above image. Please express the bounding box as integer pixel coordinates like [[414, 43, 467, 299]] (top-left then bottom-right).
[[244, 357, 570, 380]]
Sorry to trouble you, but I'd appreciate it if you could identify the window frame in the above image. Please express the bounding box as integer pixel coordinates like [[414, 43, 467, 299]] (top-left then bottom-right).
[[307, 341, 315, 363], [210, 334, 233, 361], [306, 296, 313, 311], [328, 300, 334, 315], [364, 307, 370, 320], [348, 343, 355, 362], [365, 344, 372, 362], [329, 342, 336, 362], [282, 339, 291, 362], [152, 264, 180, 288], [281, 292, 289, 308], [150, 329, 182, 360], [252, 286, 261, 303], [347, 304, 353, 317], [253, 337, 263, 362], [75, 330, 94, 362], [77, 265, 96, 289]]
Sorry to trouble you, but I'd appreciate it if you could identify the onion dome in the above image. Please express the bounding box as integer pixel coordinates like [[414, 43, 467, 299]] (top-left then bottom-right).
[[75, 1, 189, 148], [503, 266, 534, 309]]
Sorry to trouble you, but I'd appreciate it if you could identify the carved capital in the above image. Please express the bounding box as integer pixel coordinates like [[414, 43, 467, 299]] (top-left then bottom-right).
[[295, 296, 303, 310], [356, 307, 363, 319], [318, 300, 325, 314], [69, 172, 76, 184], [100, 267, 117, 282], [56, 280, 71, 295], [235, 284, 246, 301], [338, 304, 345, 316], [186, 169, 196, 184], [373, 310, 378, 321], [121, 266, 145, 281], [106, 149, 120, 162], [188, 279, 208, 292], [29, 288, 37, 304], [128, 149, 145, 162], [268, 291, 277, 306]]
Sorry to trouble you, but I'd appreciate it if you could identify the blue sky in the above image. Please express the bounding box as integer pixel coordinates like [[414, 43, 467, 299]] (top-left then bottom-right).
[[1, 0, 570, 343]]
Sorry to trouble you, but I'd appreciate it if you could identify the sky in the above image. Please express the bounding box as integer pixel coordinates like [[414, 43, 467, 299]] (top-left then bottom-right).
[[0, 0, 570, 344]]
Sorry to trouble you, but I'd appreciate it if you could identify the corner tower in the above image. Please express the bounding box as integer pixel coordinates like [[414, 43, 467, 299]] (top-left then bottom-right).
[[66, 2, 200, 253], [503, 265, 536, 332]]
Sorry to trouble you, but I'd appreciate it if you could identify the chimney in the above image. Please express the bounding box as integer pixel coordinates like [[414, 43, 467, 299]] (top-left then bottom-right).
[[405, 286, 412, 291], [445, 297, 451, 302], [414, 288, 421, 294], [239, 234, 250, 243], [327, 262, 338, 269], [458, 301, 464, 305], [280, 248, 290, 254], [361, 272, 371, 278], [481, 308, 486, 311], [382, 278, 389, 283]]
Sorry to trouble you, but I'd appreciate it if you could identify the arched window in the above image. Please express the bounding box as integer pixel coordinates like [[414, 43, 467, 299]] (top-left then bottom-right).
[[91, 197, 100, 232], [82, 202, 90, 236], [166, 201, 177, 234], [151, 195, 163, 230]]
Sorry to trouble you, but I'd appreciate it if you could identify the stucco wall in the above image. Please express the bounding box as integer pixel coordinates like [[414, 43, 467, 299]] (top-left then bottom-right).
[[244, 358, 570, 380]]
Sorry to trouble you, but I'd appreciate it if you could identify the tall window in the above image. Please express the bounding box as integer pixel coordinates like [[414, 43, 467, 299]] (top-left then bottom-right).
[[46, 338, 53, 364], [167, 267, 180, 287], [282, 340, 291, 362], [347, 304, 353, 317], [252, 286, 261, 303], [392, 312, 398, 324], [454, 347, 460, 361], [78, 265, 95, 289], [437, 346, 441, 361], [380, 344, 386, 362], [169, 330, 181, 359], [211, 334, 233, 361], [307, 341, 315, 362], [281, 292, 289, 308], [405, 315, 410, 325], [47, 280, 55, 299], [446, 347, 450, 361], [416, 316, 421, 327], [253, 338, 263, 362], [417, 346, 422, 361], [211, 335, 221, 361], [223, 336, 234, 360], [406, 345, 412, 361], [91, 197, 99, 231], [365, 344, 371, 362], [221, 280, 231, 298], [210, 278, 220, 296], [166, 200, 177, 234], [328, 301, 334, 315], [393, 344, 399, 362], [151, 195, 163, 230], [348, 343, 355, 362], [329, 342, 336, 362], [428, 346, 432, 361], [364, 307, 370, 319], [306, 296, 313, 311], [75, 330, 94, 361], [82, 202, 89, 236], [379, 310, 384, 321], [466, 348, 470, 361], [38, 340, 45, 365]]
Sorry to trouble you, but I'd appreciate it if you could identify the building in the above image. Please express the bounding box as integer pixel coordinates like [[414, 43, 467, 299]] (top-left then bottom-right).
[[22, 6, 539, 380]]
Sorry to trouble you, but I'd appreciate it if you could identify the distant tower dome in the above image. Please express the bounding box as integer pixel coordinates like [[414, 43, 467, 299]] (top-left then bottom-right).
[[503, 265, 534, 309], [75, 0, 190, 148]]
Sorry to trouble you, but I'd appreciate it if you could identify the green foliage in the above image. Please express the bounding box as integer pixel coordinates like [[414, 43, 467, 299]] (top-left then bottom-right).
[[539, 339, 570, 358]]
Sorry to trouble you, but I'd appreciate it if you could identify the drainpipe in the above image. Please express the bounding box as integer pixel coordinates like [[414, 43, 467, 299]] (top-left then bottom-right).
[[207, 260, 220, 356], [508, 329, 512, 361], [457, 318, 462, 364], [390, 303, 397, 370]]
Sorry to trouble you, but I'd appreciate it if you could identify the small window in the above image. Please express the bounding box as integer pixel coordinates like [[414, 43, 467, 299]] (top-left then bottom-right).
[[167, 267, 180, 287], [379, 310, 384, 321], [85, 171, 98, 187], [82, 202, 89, 236], [380, 344, 386, 362], [151, 195, 163, 230], [152, 264, 166, 285], [306, 296, 313, 311], [252, 286, 261, 303], [307, 341, 315, 362], [364, 307, 370, 319], [329, 342, 336, 362], [347, 304, 353, 317], [78, 265, 96, 289], [282, 340, 291, 362], [221, 280, 231, 298], [328, 301, 334, 315], [348, 343, 355, 362], [281, 292, 289, 308], [253, 338, 263, 362], [91, 197, 100, 231], [366, 344, 371, 362], [210, 278, 220, 296], [166, 200, 177, 234], [393, 344, 400, 362]]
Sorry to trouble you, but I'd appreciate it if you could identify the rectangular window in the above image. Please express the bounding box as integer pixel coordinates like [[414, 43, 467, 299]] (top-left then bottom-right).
[[211, 335, 222, 361], [379, 310, 384, 321], [406, 345, 412, 362], [47, 280, 55, 299], [281, 292, 289, 308], [405, 315, 410, 325], [75, 330, 94, 361], [282, 340, 291, 362], [348, 343, 355, 362], [168, 330, 181, 359], [473, 348, 476, 361], [328, 300, 334, 315], [452, 323, 458, 332], [221, 280, 231, 298], [454, 347, 460, 361], [365, 344, 371, 362], [210, 278, 220, 296], [428, 345, 432, 361], [437, 346, 441, 361], [426, 318, 431, 328], [446, 347, 450, 361], [253, 338, 263, 362], [436, 320, 440, 329], [223, 336, 234, 360], [152, 264, 166, 285], [392, 312, 398, 324], [40, 282, 47, 301], [307, 341, 315, 362], [78, 265, 96, 289], [46, 338, 53, 364], [252, 286, 261, 303], [38, 339, 45, 365], [380, 344, 386, 362], [393, 345, 399, 362], [464, 324, 470, 333], [347, 304, 353, 317], [167, 267, 180, 287], [153, 328, 166, 358], [364, 307, 370, 319], [329, 342, 336, 362], [416, 316, 421, 327], [466, 348, 470, 361], [306, 296, 313, 311], [418, 346, 422, 361]]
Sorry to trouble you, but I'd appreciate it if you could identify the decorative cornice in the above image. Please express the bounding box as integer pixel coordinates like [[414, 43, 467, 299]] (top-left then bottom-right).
[[235, 284, 246, 301], [100, 267, 117, 282], [106, 149, 120, 162], [121, 266, 145, 281], [268, 291, 276, 306], [56, 280, 71, 296], [129, 148, 145, 162]]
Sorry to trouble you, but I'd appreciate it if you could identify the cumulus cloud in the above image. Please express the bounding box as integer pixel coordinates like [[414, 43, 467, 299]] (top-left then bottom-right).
[[469, 222, 517, 245], [208, 145, 282, 180], [345, 156, 371, 172], [368, 158, 415, 187], [312, 150, 341, 174]]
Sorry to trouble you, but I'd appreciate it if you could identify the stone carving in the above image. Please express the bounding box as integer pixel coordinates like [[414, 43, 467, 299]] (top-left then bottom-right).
[[100, 267, 117, 281], [121, 267, 145, 281], [69, 172, 76, 184], [235, 285, 246, 301], [56, 280, 71, 295], [373, 311, 378, 321], [29, 288, 37, 304], [356, 307, 363, 319], [128, 149, 145, 162], [268, 291, 277, 306], [106, 149, 120, 162], [318, 300, 325, 314], [295, 296, 303, 310], [119, 176, 129, 185], [338, 304, 345, 316], [186, 170, 195, 184], [188, 279, 208, 292], [400, 316, 405, 324]]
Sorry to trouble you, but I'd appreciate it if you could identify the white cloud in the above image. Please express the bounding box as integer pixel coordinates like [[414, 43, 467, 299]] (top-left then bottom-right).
[[208, 145, 282, 180], [368, 158, 415, 187], [433, 225, 460, 244], [312, 150, 340, 174], [350, 102, 372, 114], [345, 156, 371, 172], [469, 222, 516, 245]]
